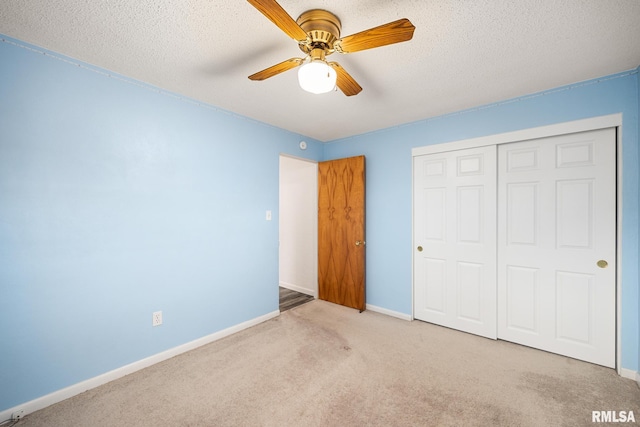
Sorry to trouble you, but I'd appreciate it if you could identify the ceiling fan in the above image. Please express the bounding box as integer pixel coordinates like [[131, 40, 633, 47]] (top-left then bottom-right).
[[246, 0, 416, 96]]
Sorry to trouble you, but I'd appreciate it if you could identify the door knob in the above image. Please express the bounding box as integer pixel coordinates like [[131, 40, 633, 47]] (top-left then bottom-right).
[[597, 260, 608, 268], [417, 246, 423, 252], [355, 240, 365, 246]]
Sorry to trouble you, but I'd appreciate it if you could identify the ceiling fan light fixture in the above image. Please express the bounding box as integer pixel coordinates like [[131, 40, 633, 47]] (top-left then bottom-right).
[[297, 60, 336, 94]]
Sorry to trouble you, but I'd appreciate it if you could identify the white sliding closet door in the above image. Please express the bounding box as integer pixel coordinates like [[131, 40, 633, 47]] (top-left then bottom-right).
[[414, 146, 497, 339], [497, 128, 616, 367]]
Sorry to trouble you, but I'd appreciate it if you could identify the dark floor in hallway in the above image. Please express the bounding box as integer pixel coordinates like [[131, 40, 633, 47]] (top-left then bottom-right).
[[279, 287, 314, 312]]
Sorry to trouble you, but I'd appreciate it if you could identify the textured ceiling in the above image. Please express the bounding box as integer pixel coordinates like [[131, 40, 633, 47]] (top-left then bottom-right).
[[1, 0, 639, 141]]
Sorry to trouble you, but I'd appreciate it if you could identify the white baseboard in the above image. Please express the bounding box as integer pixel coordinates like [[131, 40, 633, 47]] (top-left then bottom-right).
[[279, 281, 316, 298], [366, 303, 412, 321], [0, 310, 280, 422], [619, 367, 640, 386]]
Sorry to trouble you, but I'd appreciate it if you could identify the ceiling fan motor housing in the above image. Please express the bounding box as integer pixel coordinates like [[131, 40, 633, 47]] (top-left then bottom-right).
[[296, 9, 342, 54]]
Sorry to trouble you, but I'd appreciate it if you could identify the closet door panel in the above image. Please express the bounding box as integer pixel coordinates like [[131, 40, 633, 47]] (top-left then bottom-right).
[[497, 128, 616, 368], [414, 146, 497, 339]]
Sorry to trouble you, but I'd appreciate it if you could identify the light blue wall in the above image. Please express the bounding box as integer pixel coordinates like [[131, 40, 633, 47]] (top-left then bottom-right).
[[324, 70, 640, 372], [637, 64, 640, 375], [0, 36, 322, 410]]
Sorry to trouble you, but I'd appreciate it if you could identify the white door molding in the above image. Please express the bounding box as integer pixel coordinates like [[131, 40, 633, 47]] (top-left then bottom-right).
[[412, 114, 622, 156]]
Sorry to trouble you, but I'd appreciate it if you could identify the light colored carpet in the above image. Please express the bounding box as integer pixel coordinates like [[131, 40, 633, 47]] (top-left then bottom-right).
[[16, 300, 640, 426]]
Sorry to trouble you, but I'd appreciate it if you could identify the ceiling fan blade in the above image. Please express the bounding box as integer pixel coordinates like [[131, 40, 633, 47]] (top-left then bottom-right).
[[248, 58, 303, 81], [328, 62, 362, 96], [335, 18, 415, 54], [247, 0, 308, 41]]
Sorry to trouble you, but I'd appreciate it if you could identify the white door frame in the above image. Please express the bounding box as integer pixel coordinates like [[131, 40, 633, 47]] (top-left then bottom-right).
[[411, 113, 623, 373]]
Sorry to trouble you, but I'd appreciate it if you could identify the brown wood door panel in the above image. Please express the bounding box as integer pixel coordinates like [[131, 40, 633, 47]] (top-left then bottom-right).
[[318, 155, 365, 311]]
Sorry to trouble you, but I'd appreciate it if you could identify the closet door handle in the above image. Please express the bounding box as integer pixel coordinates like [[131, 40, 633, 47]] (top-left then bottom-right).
[[417, 246, 423, 252]]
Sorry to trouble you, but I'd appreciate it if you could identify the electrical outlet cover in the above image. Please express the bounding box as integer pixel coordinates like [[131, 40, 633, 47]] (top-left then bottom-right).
[[152, 311, 162, 326]]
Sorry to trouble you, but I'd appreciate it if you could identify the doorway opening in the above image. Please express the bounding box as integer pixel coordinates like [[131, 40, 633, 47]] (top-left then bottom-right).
[[278, 155, 318, 310]]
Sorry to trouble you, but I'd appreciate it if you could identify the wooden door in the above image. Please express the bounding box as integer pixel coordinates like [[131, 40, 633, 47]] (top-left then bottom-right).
[[497, 128, 616, 367], [318, 155, 366, 311], [413, 146, 497, 338]]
